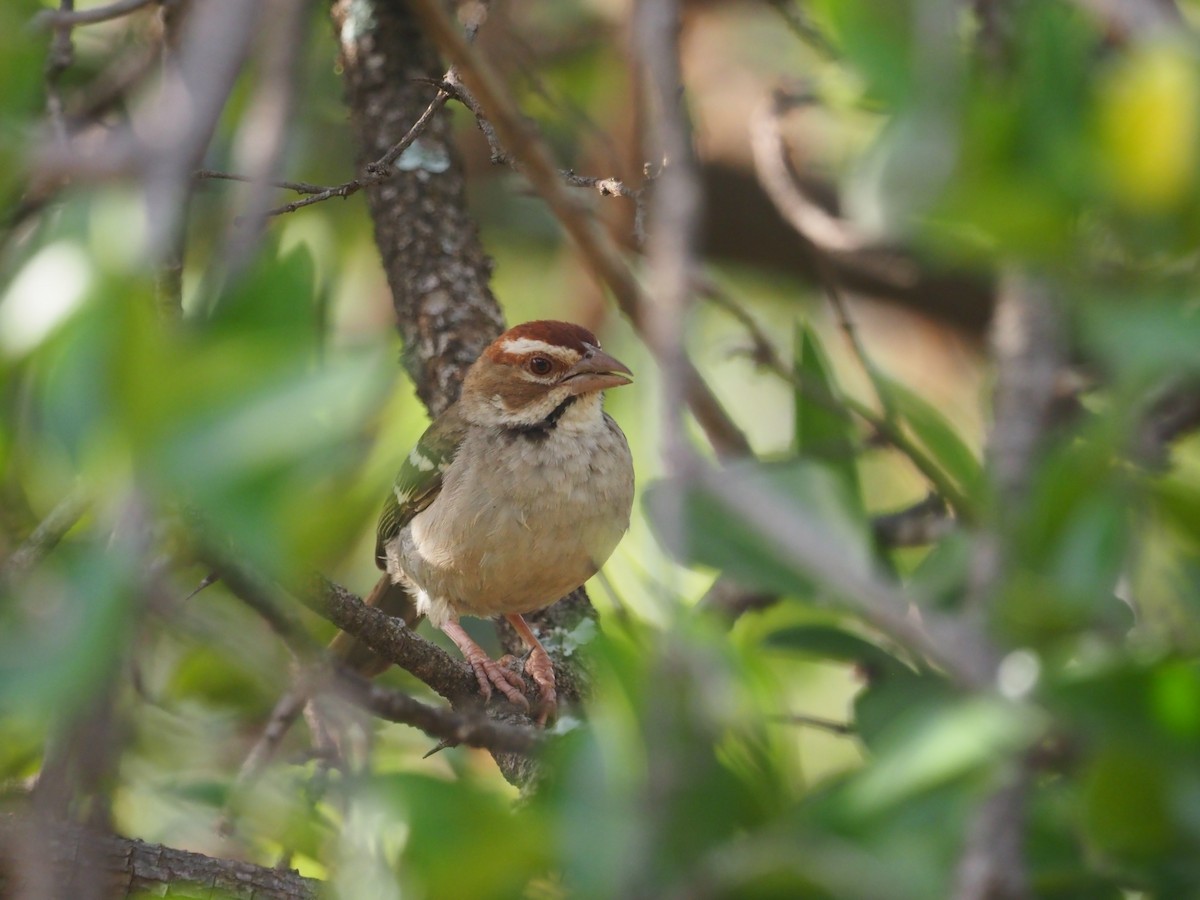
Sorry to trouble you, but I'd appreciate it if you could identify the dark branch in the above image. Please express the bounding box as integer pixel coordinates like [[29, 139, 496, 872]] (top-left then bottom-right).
[[407, 0, 753, 459], [333, 667, 543, 755], [302, 575, 478, 704], [0, 815, 319, 900]]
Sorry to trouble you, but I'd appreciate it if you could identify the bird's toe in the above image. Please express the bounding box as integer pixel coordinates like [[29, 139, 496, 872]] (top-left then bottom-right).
[[525, 647, 557, 726]]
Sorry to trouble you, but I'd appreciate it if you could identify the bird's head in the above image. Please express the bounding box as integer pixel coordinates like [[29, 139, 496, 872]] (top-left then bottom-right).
[[461, 320, 633, 428]]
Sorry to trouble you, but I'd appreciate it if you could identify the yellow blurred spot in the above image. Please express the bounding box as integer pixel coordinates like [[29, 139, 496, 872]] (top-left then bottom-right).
[[1099, 43, 1200, 213]]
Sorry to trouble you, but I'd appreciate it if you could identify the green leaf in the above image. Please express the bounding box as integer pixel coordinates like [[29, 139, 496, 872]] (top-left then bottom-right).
[[644, 460, 871, 599], [1083, 746, 1174, 864], [794, 323, 863, 514], [882, 377, 984, 498], [812, 0, 915, 108], [366, 772, 552, 899], [846, 696, 1041, 813]]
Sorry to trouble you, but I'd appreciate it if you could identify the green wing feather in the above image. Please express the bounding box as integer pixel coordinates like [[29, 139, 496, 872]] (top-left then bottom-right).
[[374, 406, 468, 569]]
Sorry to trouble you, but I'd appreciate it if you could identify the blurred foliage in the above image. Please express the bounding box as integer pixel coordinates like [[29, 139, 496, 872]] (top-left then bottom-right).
[[3, 1, 1200, 898]]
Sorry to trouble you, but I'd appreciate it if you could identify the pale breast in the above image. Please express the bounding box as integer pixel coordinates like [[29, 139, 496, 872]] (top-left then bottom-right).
[[391, 402, 633, 625]]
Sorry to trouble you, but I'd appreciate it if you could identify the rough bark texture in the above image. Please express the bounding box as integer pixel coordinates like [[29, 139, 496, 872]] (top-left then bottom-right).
[[329, 0, 597, 787], [0, 816, 319, 900], [331, 0, 504, 417]]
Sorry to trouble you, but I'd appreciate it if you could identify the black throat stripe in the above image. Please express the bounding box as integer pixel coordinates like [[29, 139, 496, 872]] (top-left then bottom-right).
[[505, 395, 577, 441]]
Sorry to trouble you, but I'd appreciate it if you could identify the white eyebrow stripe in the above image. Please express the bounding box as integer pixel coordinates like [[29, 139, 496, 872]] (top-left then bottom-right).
[[500, 337, 580, 358]]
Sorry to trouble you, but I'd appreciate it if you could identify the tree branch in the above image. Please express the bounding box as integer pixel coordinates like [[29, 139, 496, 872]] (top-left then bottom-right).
[[331, 0, 503, 416], [302, 575, 477, 703], [32, 0, 159, 29], [407, 0, 753, 459], [0, 815, 319, 900], [0, 492, 89, 588]]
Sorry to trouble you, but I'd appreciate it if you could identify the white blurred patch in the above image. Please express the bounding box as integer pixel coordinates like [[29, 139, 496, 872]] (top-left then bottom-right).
[[0, 243, 91, 357], [997, 649, 1041, 700]]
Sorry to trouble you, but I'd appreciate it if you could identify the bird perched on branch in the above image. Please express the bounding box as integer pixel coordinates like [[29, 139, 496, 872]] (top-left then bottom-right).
[[334, 320, 634, 724]]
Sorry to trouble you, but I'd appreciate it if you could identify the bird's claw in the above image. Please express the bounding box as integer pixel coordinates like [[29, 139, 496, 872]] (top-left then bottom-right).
[[524, 646, 557, 726], [465, 649, 529, 711]]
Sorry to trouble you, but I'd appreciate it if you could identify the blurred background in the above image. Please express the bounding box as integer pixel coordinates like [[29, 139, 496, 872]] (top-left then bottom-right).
[[4, 0, 1200, 897]]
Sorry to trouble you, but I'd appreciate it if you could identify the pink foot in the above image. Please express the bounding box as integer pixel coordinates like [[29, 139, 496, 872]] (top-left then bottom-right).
[[524, 645, 557, 726], [442, 621, 529, 710], [504, 614, 558, 726]]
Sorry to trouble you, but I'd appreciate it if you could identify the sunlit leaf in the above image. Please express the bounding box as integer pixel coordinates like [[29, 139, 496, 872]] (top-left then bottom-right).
[[881, 377, 983, 499], [794, 323, 863, 513], [845, 697, 1040, 813]]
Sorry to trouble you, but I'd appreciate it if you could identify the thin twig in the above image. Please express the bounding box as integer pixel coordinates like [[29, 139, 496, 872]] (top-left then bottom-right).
[[702, 281, 975, 520], [334, 667, 543, 755], [688, 459, 995, 688], [43, 1, 76, 148], [32, 0, 158, 29], [0, 492, 90, 586], [222, 0, 313, 269], [195, 170, 331, 195], [198, 554, 545, 758], [438, 74, 644, 212], [766, 0, 839, 57], [769, 712, 856, 736], [872, 494, 953, 548], [407, 0, 753, 460], [750, 87, 906, 424]]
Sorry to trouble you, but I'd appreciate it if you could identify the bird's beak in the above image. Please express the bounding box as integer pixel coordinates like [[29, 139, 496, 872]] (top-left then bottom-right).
[[563, 347, 633, 395]]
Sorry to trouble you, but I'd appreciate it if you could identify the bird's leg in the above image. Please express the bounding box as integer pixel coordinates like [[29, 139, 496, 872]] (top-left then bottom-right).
[[440, 620, 529, 711], [504, 614, 557, 725]]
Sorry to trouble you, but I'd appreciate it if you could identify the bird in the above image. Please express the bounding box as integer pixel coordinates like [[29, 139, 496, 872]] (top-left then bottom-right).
[[334, 320, 635, 724]]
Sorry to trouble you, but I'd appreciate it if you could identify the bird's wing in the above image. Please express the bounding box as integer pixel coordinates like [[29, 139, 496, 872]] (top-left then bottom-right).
[[374, 405, 469, 569]]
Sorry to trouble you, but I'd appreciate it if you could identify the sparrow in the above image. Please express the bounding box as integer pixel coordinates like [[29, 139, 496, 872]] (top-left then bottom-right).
[[335, 320, 635, 723]]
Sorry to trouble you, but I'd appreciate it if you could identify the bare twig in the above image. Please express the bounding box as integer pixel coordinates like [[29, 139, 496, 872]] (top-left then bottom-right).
[[702, 282, 975, 519], [769, 712, 856, 736], [872, 494, 953, 548], [407, 0, 753, 459], [956, 272, 1064, 898], [1136, 383, 1200, 467], [33, 0, 159, 29], [690, 460, 995, 688], [952, 765, 1032, 900], [634, 0, 699, 479], [33, 0, 262, 263], [751, 88, 873, 255], [223, 0, 312, 268], [437, 75, 645, 236], [195, 170, 331, 195], [697, 575, 777, 619], [334, 667, 543, 755], [200, 555, 545, 760], [0, 492, 89, 587], [43, 1, 76, 148], [984, 270, 1066, 510], [766, 0, 839, 57], [0, 815, 319, 900]]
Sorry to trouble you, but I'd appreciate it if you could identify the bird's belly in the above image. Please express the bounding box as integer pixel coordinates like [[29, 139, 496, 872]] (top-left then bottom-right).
[[401, 503, 621, 620], [394, 435, 631, 623]]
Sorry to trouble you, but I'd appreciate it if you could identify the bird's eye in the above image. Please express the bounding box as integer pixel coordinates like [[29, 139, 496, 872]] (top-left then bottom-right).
[[528, 356, 553, 376]]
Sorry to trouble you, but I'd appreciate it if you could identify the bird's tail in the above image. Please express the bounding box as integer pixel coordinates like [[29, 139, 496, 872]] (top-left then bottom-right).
[[328, 574, 422, 677]]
